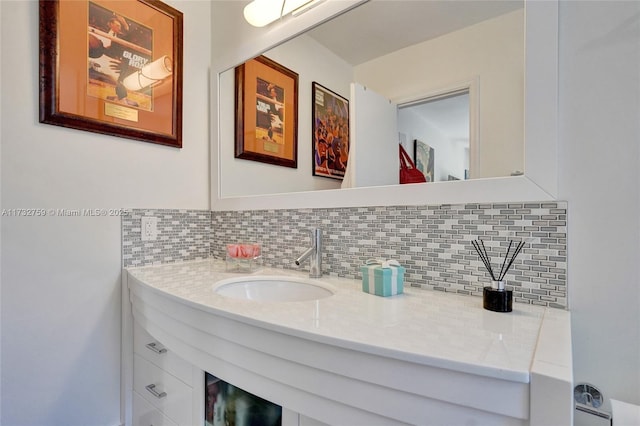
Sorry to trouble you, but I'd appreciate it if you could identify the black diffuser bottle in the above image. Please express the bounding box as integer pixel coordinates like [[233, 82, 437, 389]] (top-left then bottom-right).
[[483, 280, 512, 313], [472, 239, 524, 313]]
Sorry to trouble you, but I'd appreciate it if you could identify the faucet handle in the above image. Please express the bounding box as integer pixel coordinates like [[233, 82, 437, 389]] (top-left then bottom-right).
[[295, 228, 322, 278]]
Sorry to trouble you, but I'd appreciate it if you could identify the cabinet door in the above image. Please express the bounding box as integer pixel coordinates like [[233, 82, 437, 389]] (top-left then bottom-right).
[[281, 408, 299, 426], [134, 321, 193, 385], [349, 82, 399, 188], [133, 391, 178, 426], [134, 354, 193, 425]]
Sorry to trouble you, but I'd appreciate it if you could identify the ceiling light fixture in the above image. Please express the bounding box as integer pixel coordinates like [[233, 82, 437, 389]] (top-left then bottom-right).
[[243, 0, 325, 28]]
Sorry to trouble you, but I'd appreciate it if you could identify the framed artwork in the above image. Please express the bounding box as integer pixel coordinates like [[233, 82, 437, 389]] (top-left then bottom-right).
[[39, 0, 183, 148], [235, 56, 298, 168], [312, 82, 349, 180], [414, 139, 435, 182]]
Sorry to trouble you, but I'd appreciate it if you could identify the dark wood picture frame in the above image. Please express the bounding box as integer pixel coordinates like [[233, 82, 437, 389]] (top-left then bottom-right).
[[312, 82, 349, 180], [235, 55, 298, 168], [39, 0, 183, 148]]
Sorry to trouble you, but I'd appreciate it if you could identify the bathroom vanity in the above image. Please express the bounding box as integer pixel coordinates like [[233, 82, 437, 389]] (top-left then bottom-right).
[[124, 259, 572, 426], [121, 1, 570, 423]]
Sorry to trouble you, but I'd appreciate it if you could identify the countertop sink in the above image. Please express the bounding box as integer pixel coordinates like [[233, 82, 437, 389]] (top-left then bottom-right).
[[213, 275, 334, 302]]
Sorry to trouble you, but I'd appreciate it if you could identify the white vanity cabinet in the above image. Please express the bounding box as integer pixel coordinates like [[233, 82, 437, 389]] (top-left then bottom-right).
[[133, 391, 177, 426], [125, 260, 573, 426], [129, 318, 319, 426], [132, 321, 198, 425]]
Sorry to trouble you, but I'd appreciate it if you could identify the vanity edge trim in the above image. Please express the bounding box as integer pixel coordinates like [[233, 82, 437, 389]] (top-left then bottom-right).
[[213, 176, 554, 212]]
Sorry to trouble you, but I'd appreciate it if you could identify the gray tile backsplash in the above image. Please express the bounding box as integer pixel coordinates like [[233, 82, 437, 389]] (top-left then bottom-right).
[[122, 209, 211, 267], [121, 202, 567, 308], [211, 202, 568, 308]]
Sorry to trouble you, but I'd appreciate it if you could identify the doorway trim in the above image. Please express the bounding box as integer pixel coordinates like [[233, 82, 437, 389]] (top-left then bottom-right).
[[395, 77, 480, 179]]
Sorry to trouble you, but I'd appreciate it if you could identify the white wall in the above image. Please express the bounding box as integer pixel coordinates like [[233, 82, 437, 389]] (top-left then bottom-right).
[[219, 35, 353, 197], [0, 1, 211, 425], [354, 9, 524, 179], [559, 0, 640, 410]]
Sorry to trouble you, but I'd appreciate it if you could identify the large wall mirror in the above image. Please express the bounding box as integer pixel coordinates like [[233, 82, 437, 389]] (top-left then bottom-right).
[[211, 0, 558, 211]]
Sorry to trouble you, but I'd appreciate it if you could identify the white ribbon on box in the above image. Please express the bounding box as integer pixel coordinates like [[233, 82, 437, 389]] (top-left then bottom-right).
[[364, 258, 402, 295]]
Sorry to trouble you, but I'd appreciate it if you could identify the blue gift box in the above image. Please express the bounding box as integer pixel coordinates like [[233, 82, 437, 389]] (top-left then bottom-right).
[[360, 263, 405, 297]]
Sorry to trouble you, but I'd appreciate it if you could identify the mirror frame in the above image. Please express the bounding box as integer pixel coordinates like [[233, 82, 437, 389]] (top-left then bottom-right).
[[211, 0, 558, 211]]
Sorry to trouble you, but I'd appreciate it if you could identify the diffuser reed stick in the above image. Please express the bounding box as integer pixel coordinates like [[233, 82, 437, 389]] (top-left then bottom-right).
[[497, 240, 512, 281], [500, 241, 525, 280], [472, 239, 525, 281], [472, 240, 493, 279]]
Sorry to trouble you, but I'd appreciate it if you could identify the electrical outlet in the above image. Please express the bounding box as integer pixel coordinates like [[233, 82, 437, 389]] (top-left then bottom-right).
[[141, 216, 158, 241]]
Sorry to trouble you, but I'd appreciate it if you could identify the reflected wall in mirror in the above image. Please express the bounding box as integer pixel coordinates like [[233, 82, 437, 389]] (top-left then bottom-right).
[[399, 89, 471, 183], [219, 0, 524, 198]]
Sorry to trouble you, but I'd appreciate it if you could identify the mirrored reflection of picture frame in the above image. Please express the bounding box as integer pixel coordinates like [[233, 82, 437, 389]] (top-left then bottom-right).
[[312, 82, 349, 180], [39, 0, 183, 148], [414, 139, 434, 182], [235, 56, 298, 168]]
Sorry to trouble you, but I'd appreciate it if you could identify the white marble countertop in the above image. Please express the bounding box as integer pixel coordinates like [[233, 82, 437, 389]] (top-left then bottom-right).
[[127, 258, 555, 384]]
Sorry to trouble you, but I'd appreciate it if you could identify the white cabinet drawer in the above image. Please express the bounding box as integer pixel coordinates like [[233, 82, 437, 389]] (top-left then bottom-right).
[[133, 390, 178, 426], [134, 354, 193, 425], [134, 321, 192, 385]]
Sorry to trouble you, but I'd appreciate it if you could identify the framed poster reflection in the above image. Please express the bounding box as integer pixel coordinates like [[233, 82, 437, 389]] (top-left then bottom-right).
[[414, 139, 434, 182], [235, 56, 298, 168], [312, 82, 349, 180], [39, 0, 183, 147]]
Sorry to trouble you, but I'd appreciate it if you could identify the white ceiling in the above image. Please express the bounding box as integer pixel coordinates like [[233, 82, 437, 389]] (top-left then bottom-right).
[[307, 0, 523, 66]]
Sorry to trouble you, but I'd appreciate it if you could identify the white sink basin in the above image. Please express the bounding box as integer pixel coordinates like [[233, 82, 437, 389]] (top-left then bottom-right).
[[213, 276, 334, 302]]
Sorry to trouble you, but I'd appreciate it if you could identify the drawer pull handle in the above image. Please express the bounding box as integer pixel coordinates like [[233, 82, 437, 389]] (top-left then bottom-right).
[[145, 342, 167, 355], [145, 384, 167, 399]]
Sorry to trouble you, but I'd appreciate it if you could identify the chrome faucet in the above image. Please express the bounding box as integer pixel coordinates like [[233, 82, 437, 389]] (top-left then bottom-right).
[[295, 228, 322, 278]]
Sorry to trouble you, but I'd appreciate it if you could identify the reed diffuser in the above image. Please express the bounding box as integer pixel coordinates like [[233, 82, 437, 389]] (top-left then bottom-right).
[[472, 239, 525, 312]]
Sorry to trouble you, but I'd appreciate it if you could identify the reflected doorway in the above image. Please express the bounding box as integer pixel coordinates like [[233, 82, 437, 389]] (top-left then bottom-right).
[[398, 87, 474, 182]]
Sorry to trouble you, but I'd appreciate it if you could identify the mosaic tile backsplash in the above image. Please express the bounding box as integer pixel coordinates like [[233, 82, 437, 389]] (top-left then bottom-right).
[[121, 202, 567, 309], [211, 202, 568, 309], [122, 209, 211, 267]]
